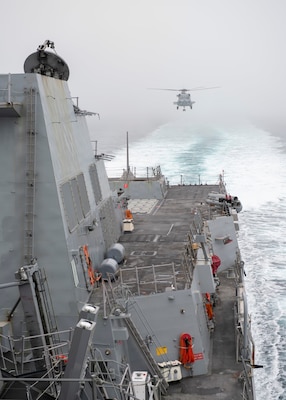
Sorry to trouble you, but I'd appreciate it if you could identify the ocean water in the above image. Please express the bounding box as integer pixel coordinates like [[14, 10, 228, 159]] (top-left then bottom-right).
[[104, 117, 286, 400]]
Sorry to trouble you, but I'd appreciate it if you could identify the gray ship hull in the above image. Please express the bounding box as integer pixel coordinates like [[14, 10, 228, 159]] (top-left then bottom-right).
[[0, 43, 255, 400]]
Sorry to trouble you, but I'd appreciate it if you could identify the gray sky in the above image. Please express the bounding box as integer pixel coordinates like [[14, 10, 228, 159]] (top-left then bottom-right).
[[2, 0, 286, 150]]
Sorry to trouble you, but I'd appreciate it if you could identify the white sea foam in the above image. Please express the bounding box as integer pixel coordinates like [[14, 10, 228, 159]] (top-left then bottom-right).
[[105, 119, 286, 399]]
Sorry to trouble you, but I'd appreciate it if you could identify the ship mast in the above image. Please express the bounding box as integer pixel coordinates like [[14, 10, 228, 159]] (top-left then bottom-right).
[[126, 131, 130, 176]]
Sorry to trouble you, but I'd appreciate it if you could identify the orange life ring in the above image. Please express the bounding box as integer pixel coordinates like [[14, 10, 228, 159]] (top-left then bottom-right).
[[179, 333, 195, 365], [82, 245, 96, 285], [205, 303, 213, 320]]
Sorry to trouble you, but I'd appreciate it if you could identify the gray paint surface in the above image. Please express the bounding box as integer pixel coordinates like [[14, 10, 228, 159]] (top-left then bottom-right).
[[0, 73, 122, 332]]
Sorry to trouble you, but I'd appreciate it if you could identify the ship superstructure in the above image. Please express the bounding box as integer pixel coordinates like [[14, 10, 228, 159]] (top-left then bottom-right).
[[0, 42, 255, 399], [0, 41, 125, 398]]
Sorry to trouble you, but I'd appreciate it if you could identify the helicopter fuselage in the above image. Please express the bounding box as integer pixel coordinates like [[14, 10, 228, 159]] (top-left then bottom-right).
[[174, 93, 195, 110], [150, 86, 218, 111]]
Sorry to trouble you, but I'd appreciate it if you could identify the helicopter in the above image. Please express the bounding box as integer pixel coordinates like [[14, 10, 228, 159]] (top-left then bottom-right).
[[150, 87, 219, 111]]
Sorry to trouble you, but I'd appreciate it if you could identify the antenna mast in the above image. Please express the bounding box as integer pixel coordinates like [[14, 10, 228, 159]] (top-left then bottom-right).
[[126, 131, 130, 175]]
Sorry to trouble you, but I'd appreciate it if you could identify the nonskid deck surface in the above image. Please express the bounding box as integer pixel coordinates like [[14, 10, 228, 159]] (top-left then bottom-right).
[[118, 185, 215, 294], [163, 272, 242, 399], [119, 184, 243, 399], [120, 184, 218, 267]]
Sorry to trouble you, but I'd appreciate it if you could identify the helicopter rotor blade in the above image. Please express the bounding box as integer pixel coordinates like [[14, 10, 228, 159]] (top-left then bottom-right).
[[187, 86, 220, 91], [148, 86, 220, 92], [148, 88, 182, 91]]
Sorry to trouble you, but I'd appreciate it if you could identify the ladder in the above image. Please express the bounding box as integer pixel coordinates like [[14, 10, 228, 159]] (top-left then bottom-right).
[[101, 279, 168, 394], [23, 88, 36, 264], [33, 267, 59, 336], [123, 315, 169, 394]]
